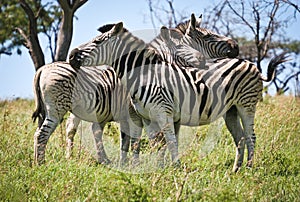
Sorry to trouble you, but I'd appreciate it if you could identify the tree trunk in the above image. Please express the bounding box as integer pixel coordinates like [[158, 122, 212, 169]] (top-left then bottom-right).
[[19, 0, 45, 71], [54, 9, 74, 61], [28, 32, 45, 70], [55, 0, 88, 62]]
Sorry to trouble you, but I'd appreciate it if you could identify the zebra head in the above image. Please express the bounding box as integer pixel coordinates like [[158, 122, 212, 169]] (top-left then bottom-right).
[[160, 26, 207, 68], [69, 22, 125, 69], [183, 13, 239, 59]]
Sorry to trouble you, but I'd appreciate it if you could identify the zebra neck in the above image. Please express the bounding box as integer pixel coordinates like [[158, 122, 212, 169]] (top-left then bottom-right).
[[111, 45, 161, 79], [148, 36, 177, 64]]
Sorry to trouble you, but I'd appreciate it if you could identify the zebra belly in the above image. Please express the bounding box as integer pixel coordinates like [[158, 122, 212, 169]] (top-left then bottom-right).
[[178, 93, 229, 126], [69, 90, 130, 124], [70, 104, 111, 123]]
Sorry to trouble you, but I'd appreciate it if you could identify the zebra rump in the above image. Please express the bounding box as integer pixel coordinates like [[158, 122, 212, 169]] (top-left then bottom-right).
[[32, 62, 142, 165]]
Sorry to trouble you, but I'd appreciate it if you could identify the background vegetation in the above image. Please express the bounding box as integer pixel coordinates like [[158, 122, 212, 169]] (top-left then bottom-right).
[[1, 1, 300, 201], [1, 0, 300, 96], [0, 96, 299, 201]]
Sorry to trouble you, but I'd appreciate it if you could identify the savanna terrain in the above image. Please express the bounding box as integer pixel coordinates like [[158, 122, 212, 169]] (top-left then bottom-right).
[[0, 96, 299, 201]]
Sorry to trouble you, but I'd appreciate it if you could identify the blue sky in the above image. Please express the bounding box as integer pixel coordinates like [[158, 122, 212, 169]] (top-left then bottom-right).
[[0, 0, 299, 99]]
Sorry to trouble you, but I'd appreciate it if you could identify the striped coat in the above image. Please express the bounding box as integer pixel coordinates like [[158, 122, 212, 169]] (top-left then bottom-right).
[[69, 22, 287, 171]]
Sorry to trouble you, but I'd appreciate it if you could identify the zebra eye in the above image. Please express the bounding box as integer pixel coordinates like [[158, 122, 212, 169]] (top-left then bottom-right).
[[202, 35, 211, 39]]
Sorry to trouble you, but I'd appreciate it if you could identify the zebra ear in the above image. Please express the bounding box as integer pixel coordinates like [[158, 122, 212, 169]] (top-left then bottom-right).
[[196, 14, 202, 27], [111, 22, 124, 35], [160, 26, 170, 42], [188, 13, 196, 31], [97, 24, 115, 33]]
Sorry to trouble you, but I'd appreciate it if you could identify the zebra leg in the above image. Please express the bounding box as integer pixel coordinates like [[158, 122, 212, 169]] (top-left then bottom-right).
[[144, 119, 180, 167], [65, 114, 81, 159], [119, 118, 143, 166], [224, 106, 245, 172], [119, 103, 143, 166], [158, 114, 179, 166], [156, 132, 167, 168], [120, 130, 130, 166], [130, 135, 141, 166], [34, 116, 60, 165], [157, 121, 181, 167], [163, 122, 181, 167], [143, 119, 166, 167], [91, 123, 111, 164], [129, 113, 143, 166], [236, 106, 256, 169]]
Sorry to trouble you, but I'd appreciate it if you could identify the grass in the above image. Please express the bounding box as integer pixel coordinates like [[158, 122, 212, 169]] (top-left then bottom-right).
[[0, 96, 299, 201]]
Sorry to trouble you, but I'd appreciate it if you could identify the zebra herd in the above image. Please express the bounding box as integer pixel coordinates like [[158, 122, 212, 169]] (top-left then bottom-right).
[[32, 14, 287, 172]]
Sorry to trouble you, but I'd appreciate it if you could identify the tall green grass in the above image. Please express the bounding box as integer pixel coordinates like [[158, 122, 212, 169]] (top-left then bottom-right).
[[0, 96, 299, 201]]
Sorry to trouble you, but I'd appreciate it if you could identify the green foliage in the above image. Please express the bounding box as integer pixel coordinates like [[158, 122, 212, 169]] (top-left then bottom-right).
[[0, 97, 299, 201], [0, 0, 61, 55], [0, 0, 27, 52], [279, 40, 300, 54]]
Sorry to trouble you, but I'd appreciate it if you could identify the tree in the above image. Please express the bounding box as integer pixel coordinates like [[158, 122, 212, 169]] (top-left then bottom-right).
[[0, 0, 88, 70], [146, 0, 188, 29], [200, 0, 300, 95], [146, 0, 300, 95]]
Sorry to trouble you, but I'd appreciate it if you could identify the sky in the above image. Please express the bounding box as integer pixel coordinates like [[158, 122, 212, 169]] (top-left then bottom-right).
[[0, 0, 299, 99]]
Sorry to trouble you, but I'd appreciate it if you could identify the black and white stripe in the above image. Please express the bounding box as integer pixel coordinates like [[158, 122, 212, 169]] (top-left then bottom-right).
[[149, 14, 239, 67], [32, 15, 237, 166], [32, 62, 142, 165], [176, 14, 239, 59], [69, 22, 287, 171]]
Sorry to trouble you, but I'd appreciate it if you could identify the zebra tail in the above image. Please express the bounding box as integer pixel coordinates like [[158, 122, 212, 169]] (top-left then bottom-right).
[[32, 68, 45, 124], [261, 52, 290, 82]]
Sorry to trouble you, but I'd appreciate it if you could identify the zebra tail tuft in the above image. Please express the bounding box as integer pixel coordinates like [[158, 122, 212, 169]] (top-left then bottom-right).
[[32, 68, 45, 124], [262, 52, 290, 82]]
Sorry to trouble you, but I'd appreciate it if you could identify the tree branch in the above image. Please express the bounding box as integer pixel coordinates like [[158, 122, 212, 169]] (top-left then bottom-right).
[[261, 1, 280, 61], [15, 27, 29, 48], [0, 48, 12, 56], [72, 0, 89, 12], [19, 0, 45, 70], [282, 0, 300, 13], [225, 0, 256, 35], [167, 0, 177, 26], [58, 0, 88, 13], [147, 0, 158, 34], [55, 0, 88, 61]]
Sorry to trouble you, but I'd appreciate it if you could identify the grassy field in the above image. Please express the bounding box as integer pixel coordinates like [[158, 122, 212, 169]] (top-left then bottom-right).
[[0, 96, 299, 201]]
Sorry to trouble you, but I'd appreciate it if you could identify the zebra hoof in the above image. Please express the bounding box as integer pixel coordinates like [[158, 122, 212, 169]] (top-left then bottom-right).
[[36, 157, 46, 166], [97, 158, 111, 165], [172, 160, 181, 169], [119, 158, 129, 167], [232, 165, 241, 173], [131, 159, 140, 167], [172, 159, 181, 168], [246, 160, 253, 168]]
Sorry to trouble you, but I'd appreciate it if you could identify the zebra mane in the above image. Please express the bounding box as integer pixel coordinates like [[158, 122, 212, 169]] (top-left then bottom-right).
[[175, 20, 190, 34], [97, 24, 129, 33], [97, 24, 163, 62]]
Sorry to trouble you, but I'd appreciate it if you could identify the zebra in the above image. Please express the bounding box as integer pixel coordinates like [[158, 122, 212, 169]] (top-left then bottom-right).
[[148, 13, 239, 67], [32, 62, 143, 165], [63, 14, 239, 164], [176, 14, 239, 59], [95, 14, 239, 68], [32, 14, 239, 166], [69, 22, 288, 172]]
